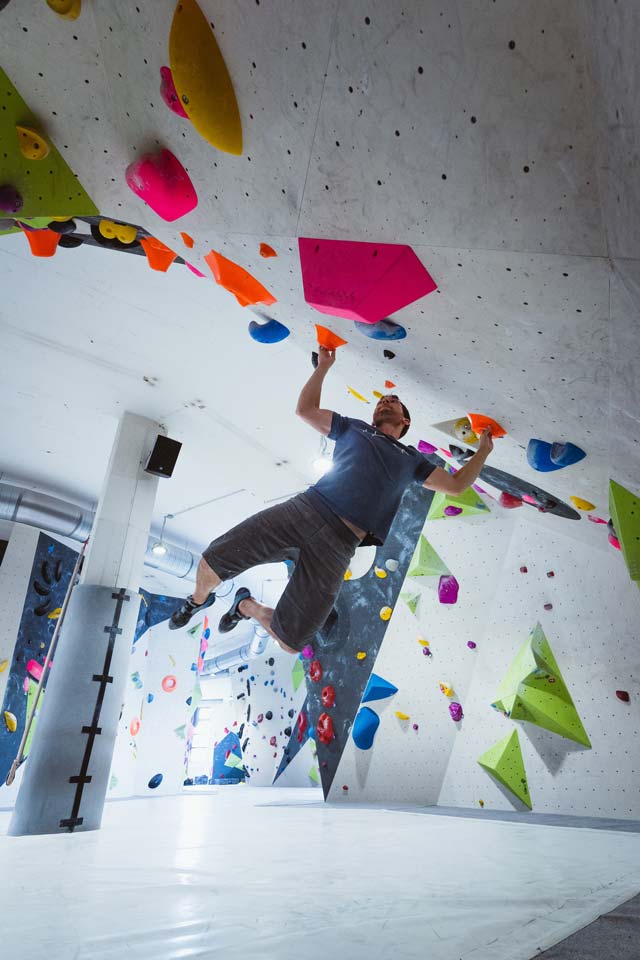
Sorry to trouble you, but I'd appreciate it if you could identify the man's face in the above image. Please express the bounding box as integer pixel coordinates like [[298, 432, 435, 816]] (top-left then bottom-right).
[[372, 395, 409, 433]]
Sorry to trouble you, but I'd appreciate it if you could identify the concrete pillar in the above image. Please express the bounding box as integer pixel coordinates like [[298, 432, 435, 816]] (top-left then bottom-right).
[[9, 413, 164, 835]]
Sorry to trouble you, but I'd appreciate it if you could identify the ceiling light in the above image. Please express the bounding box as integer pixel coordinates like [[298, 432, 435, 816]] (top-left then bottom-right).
[[312, 456, 333, 477], [151, 541, 168, 557]]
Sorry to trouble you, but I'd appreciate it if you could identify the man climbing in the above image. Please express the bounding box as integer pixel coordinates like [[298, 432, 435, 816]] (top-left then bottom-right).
[[169, 346, 494, 652]]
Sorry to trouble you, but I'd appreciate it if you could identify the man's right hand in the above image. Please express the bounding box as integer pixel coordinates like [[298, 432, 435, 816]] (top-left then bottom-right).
[[316, 345, 336, 371]]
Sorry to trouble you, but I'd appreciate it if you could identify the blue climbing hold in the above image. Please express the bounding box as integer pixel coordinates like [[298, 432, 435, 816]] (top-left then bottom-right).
[[148, 773, 163, 789], [203, 627, 211, 640], [526, 439, 563, 472], [354, 318, 407, 341], [550, 442, 586, 467], [362, 673, 399, 703], [248, 317, 290, 344], [352, 707, 380, 749], [147, 693, 154, 704]]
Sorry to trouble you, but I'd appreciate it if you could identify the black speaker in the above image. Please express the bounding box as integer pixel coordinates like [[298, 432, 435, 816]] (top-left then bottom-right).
[[144, 435, 182, 478]]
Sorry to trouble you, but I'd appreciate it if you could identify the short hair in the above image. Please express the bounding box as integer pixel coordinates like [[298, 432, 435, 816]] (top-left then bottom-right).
[[400, 402, 411, 438]]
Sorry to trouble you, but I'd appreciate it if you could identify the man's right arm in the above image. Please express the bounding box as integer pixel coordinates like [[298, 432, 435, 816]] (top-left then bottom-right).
[[295, 347, 336, 436]]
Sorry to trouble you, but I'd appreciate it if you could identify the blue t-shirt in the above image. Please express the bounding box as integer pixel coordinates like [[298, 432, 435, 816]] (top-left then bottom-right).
[[307, 413, 436, 546]]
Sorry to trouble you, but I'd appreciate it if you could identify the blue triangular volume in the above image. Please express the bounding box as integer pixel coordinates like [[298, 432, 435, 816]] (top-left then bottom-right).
[[362, 673, 399, 703], [550, 442, 586, 467], [526, 439, 563, 472], [352, 707, 380, 750]]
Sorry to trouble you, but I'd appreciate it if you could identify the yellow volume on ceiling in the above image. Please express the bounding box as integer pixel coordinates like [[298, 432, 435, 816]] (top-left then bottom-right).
[[169, 0, 243, 156]]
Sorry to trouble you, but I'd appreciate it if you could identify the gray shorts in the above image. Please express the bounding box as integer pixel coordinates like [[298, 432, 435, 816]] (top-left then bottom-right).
[[202, 491, 360, 652]]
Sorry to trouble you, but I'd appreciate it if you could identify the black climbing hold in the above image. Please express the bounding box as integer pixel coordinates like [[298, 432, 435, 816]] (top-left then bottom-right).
[[288, 708, 295, 718], [383, 349, 395, 359], [311, 351, 319, 369], [48, 219, 76, 235], [59, 235, 84, 248], [265, 710, 273, 720]]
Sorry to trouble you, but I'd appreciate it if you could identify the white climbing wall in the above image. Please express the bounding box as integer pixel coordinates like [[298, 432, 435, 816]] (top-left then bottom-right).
[[329, 510, 640, 819]]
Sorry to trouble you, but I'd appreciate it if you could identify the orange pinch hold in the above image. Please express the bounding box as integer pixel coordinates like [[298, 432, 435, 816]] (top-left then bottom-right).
[[385, 380, 396, 389], [467, 413, 507, 438], [259, 242, 277, 258], [21, 227, 60, 258], [315, 324, 348, 352], [204, 249, 277, 307], [139, 236, 178, 272], [180, 231, 194, 249]]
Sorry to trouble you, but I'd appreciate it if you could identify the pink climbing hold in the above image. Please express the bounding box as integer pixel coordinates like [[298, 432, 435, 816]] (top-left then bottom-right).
[[418, 440, 438, 455], [588, 515, 607, 525], [125, 148, 198, 221], [301, 644, 314, 660], [160, 66, 189, 118], [520, 566, 528, 573], [438, 574, 459, 604], [185, 262, 206, 277], [27, 659, 43, 681], [444, 505, 463, 517], [298, 237, 437, 325], [608, 533, 621, 551], [449, 702, 464, 721]]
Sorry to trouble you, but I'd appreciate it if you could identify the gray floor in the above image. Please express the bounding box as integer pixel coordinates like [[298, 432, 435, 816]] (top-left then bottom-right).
[[536, 892, 640, 959]]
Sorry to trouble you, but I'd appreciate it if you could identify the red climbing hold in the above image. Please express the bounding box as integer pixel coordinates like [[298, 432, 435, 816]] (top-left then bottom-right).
[[385, 380, 396, 389], [317, 712, 334, 745], [321, 685, 336, 708], [520, 566, 528, 573], [296, 711, 307, 743], [500, 492, 523, 509], [21, 226, 60, 258], [615, 690, 630, 703], [309, 660, 323, 682], [259, 242, 277, 258]]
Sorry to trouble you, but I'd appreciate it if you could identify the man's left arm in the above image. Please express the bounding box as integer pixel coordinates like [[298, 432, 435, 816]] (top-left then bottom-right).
[[423, 430, 494, 495]]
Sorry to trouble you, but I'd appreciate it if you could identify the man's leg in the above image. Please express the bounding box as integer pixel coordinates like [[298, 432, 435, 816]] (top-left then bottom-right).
[[192, 556, 222, 604], [237, 596, 299, 654]]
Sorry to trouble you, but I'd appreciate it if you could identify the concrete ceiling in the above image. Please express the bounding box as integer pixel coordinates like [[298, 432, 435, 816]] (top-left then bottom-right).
[[1, 0, 638, 586]]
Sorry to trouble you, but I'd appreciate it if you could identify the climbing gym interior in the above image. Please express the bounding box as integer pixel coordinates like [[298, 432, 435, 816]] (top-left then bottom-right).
[[0, 2, 639, 958]]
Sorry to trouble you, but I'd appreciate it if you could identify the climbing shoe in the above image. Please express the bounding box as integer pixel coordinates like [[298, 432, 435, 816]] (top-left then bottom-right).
[[218, 587, 252, 634], [168, 592, 216, 631]]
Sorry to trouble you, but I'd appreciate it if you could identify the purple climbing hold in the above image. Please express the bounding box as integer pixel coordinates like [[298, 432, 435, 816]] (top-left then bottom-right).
[[438, 574, 459, 604], [444, 505, 463, 517], [467, 641, 477, 649], [301, 644, 314, 659], [449, 702, 463, 722], [418, 440, 438, 455], [0, 184, 23, 214], [160, 66, 190, 118], [422, 647, 432, 656], [544, 603, 553, 611]]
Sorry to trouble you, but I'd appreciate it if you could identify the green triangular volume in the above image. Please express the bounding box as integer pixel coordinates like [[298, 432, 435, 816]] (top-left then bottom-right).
[[493, 623, 591, 747], [0, 66, 98, 226], [408, 534, 450, 578], [478, 729, 532, 808], [609, 479, 640, 581], [427, 486, 489, 521]]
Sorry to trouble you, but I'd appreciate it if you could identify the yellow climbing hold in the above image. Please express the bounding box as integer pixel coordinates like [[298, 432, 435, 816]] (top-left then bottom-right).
[[47, 607, 62, 619], [16, 125, 50, 160], [344, 569, 353, 581], [570, 496, 596, 511], [99, 220, 137, 244], [0, 658, 8, 673], [374, 566, 387, 578], [479, 799, 485, 808], [395, 711, 410, 721], [417, 638, 430, 647], [3, 711, 17, 733], [380, 606, 393, 621], [347, 387, 369, 403], [453, 416, 478, 445], [169, 0, 243, 155], [46, 0, 81, 19], [373, 390, 383, 399], [439, 682, 454, 697], [356, 651, 367, 660]]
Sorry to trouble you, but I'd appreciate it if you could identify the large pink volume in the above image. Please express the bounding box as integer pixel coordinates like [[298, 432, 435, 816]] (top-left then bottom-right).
[[125, 148, 198, 222], [298, 237, 437, 325]]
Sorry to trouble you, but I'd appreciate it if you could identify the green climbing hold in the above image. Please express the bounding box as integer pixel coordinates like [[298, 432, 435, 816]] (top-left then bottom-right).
[[292, 657, 305, 692], [609, 479, 640, 581], [408, 535, 450, 578], [478, 729, 531, 809], [309, 766, 320, 785], [400, 591, 421, 616], [493, 623, 591, 747]]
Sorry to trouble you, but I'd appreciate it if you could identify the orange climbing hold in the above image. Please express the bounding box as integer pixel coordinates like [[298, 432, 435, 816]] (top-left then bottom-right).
[[21, 227, 60, 257], [315, 324, 347, 352], [385, 380, 396, 389], [467, 413, 507, 438], [204, 250, 276, 307], [180, 231, 194, 248], [139, 236, 178, 272], [260, 242, 277, 258]]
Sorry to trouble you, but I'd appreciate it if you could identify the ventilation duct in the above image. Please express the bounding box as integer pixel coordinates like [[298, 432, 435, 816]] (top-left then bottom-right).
[[0, 481, 198, 581]]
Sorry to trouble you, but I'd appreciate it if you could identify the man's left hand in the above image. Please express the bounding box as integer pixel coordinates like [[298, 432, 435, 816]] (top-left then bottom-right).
[[477, 428, 494, 456]]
